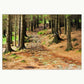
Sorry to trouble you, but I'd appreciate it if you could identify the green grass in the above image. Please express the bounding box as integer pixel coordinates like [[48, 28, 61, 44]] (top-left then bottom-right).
[[10, 53, 16, 57], [21, 60, 26, 63], [37, 31, 45, 35], [3, 35, 18, 44], [42, 42, 46, 45], [2, 37, 6, 44], [37, 29, 48, 35]]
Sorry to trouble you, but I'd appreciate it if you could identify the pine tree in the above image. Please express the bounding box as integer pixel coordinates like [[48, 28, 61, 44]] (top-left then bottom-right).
[[66, 15, 72, 50], [5, 15, 13, 53]]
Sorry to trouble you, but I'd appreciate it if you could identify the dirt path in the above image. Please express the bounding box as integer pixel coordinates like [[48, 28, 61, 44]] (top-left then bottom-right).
[[3, 28, 81, 70]]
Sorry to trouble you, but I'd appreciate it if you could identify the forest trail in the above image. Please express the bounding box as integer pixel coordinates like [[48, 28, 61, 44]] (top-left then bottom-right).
[[3, 26, 81, 70]]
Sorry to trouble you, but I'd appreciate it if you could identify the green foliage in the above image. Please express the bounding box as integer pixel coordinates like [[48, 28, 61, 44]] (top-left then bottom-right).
[[37, 31, 45, 35], [39, 20, 42, 23], [65, 15, 71, 18], [79, 19, 81, 23], [72, 19, 75, 23], [2, 37, 6, 44], [72, 38, 77, 42], [12, 32, 15, 35], [42, 42, 46, 45], [3, 15, 8, 20], [14, 56, 20, 59], [3, 58, 7, 61], [74, 43, 79, 46], [21, 60, 26, 63], [26, 28, 29, 31], [10, 53, 16, 57]]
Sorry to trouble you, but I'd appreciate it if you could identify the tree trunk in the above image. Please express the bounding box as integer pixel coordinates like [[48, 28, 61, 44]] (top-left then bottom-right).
[[23, 15, 27, 36], [44, 18, 46, 29], [18, 15, 21, 47], [53, 15, 62, 43], [64, 17, 67, 34], [66, 16, 72, 50], [5, 15, 13, 52], [15, 15, 16, 46], [19, 15, 25, 49], [37, 15, 39, 28], [49, 20, 51, 28], [52, 20, 54, 34], [58, 18, 61, 34]]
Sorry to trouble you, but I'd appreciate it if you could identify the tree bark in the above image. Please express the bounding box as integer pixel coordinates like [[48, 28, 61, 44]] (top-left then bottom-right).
[[5, 15, 13, 52], [64, 17, 67, 34], [19, 15, 25, 49], [66, 16, 72, 50]]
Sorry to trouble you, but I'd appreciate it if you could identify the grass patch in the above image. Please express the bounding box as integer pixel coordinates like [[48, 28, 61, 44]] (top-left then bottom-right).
[[2, 37, 6, 44], [42, 42, 46, 45], [37, 31, 45, 35], [37, 29, 48, 35], [74, 43, 79, 46], [10, 53, 16, 57], [14, 56, 21, 59], [72, 38, 77, 42], [3, 58, 8, 61], [3, 35, 18, 44], [21, 60, 26, 63]]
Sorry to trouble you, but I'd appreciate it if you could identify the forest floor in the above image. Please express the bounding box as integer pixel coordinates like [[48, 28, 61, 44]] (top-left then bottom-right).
[[2, 25, 81, 70]]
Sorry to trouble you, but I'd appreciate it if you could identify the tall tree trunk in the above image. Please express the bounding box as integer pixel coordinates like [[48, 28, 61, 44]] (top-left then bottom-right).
[[44, 18, 46, 29], [31, 21, 33, 31], [49, 20, 51, 28], [23, 15, 27, 36], [58, 18, 61, 34], [37, 15, 39, 28], [18, 15, 21, 47], [19, 15, 25, 49], [66, 16, 72, 50], [15, 15, 16, 46], [75, 18, 79, 30], [5, 15, 13, 52], [64, 17, 67, 34], [53, 15, 61, 43], [52, 20, 54, 34], [10, 15, 12, 44], [54, 15, 59, 43]]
